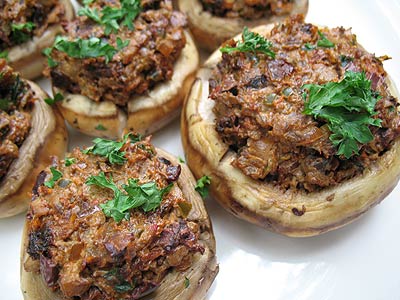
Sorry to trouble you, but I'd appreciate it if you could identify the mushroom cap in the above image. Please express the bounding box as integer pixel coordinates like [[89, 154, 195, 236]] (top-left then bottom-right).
[[54, 31, 199, 139], [178, 0, 309, 51], [20, 148, 218, 300], [181, 24, 400, 237]]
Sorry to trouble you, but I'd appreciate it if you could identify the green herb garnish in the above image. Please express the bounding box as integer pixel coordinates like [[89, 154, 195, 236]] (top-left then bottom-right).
[[44, 92, 64, 105], [11, 22, 35, 44], [114, 282, 133, 293], [86, 172, 172, 222], [43, 47, 58, 67], [195, 175, 211, 199], [123, 179, 172, 212], [303, 43, 316, 50], [44, 167, 63, 188], [0, 51, 8, 60], [52, 36, 123, 63], [178, 156, 185, 163], [302, 71, 382, 158], [64, 157, 76, 166], [340, 55, 353, 67], [95, 124, 107, 131], [220, 27, 275, 58], [78, 0, 141, 35], [316, 31, 335, 48], [83, 133, 141, 165], [184, 277, 190, 288]]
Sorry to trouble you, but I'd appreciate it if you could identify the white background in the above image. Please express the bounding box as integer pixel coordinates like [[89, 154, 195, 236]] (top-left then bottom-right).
[[2, 0, 400, 299]]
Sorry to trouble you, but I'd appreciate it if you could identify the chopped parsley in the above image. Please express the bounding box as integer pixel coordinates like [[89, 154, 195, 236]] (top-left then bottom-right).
[[317, 31, 335, 48], [195, 175, 211, 199], [302, 71, 382, 158], [178, 156, 185, 163], [64, 157, 76, 166], [184, 277, 190, 288], [340, 55, 353, 67], [303, 43, 316, 50], [114, 282, 133, 293], [44, 92, 63, 105], [83, 133, 141, 165], [44, 167, 63, 188], [95, 124, 107, 131], [303, 30, 335, 50], [78, 0, 142, 35], [42, 47, 58, 68], [0, 51, 8, 60], [86, 172, 172, 222], [1, 75, 23, 111], [11, 22, 36, 44], [220, 27, 275, 58], [52, 36, 125, 63]]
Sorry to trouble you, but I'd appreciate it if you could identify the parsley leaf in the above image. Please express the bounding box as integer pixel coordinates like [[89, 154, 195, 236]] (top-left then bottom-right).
[[11, 22, 35, 44], [43, 47, 58, 67], [184, 277, 190, 288], [44, 167, 63, 188], [1, 75, 23, 111], [95, 124, 107, 131], [64, 157, 76, 166], [83, 133, 141, 164], [220, 27, 275, 58], [78, 0, 141, 35], [303, 43, 316, 50], [78, 6, 102, 24], [316, 31, 335, 48], [53, 36, 121, 63], [0, 51, 8, 60], [44, 92, 63, 105], [303, 71, 382, 158], [123, 179, 172, 212], [86, 172, 171, 222], [114, 282, 133, 293], [195, 175, 211, 198]]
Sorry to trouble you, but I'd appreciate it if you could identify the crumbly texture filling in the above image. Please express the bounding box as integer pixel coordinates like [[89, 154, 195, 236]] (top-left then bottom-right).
[[0, 59, 35, 180], [209, 15, 400, 192], [0, 0, 65, 50], [26, 136, 204, 300], [48, 0, 187, 106], [201, 0, 294, 19]]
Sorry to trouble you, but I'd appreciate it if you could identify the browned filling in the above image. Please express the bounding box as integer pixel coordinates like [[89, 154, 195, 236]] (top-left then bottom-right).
[[201, 0, 294, 19], [0, 0, 65, 50], [209, 15, 400, 192], [48, 0, 187, 106], [25, 137, 204, 300], [0, 59, 35, 180]]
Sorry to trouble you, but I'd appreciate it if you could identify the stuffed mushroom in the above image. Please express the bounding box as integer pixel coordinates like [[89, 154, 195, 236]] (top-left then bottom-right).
[[177, 0, 308, 51], [0, 0, 74, 79], [21, 134, 218, 299], [0, 59, 67, 218], [45, 0, 199, 138], [181, 15, 400, 237]]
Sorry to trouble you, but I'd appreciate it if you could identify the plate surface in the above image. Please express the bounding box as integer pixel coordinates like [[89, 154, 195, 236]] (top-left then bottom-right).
[[2, 0, 400, 299]]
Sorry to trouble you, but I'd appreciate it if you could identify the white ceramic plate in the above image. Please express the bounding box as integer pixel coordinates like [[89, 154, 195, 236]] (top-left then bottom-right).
[[2, 0, 400, 299]]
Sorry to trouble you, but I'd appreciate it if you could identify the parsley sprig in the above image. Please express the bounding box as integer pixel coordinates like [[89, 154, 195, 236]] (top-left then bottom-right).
[[303, 71, 382, 158], [83, 133, 141, 164], [78, 0, 142, 35], [44, 167, 63, 188], [86, 172, 172, 222], [11, 22, 36, 44], [304, 30, 335, 50], [195, 175, 211, 199], [220, 27, 275, 58], [44, 92, 63, 105]]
